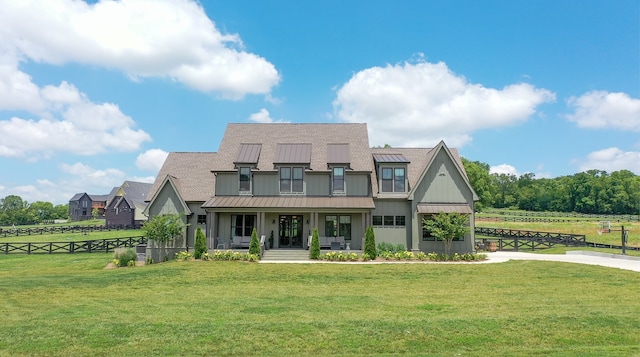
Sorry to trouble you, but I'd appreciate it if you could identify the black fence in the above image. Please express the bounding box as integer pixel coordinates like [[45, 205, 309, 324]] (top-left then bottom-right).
[[475, 227, 640, 252], [0, 224, 141, 238], [482, 211, 639, 221], [1, 236, 147, 254]]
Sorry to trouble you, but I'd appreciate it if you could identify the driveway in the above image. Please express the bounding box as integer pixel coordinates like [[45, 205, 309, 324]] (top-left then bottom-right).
[[484, 251, 640, 273]]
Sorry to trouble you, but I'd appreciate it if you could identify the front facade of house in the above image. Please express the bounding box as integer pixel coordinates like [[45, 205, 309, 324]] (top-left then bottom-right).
[[69, 193, 108, 221], [144, 123, 478, 255]]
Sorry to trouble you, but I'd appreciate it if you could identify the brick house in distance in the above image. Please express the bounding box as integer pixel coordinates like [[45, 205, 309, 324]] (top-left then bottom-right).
[[144, 123, 478, 256]]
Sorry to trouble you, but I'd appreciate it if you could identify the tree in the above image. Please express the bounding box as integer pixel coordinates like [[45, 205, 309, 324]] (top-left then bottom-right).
[[28, 201, 55, 223], [91, 208, 100, 220], [461, 158, 494, 210], [364, 226, 377, 259], [194, 226, 207, 259], [249, 227, 261, 255], [142, 213, 186, 260], [422, 212, 469, 255], [309, 227, 320, 259]]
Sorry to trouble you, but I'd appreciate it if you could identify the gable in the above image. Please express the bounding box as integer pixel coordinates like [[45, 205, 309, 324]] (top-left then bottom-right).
[[145, 176, 191, 217], [412, 146, 475, 204]]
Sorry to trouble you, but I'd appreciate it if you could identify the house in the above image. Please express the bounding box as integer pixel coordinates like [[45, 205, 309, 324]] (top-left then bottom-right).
[[144, 123, 478, 257], [69, 193, 109, 221], [104, 181, 153, 228]]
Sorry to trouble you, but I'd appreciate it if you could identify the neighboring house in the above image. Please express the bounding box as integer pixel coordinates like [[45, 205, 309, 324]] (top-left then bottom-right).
[[145, 123, 478, 255], [104, 181, 153, 228], [69, 193, 108, 221]]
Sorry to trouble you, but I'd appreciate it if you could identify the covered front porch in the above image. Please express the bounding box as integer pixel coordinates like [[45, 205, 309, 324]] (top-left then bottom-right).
[[202, 196, 375, 251]]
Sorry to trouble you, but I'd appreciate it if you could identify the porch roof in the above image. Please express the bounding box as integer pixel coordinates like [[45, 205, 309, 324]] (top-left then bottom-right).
[[203, 196, 375, 210], [416, 203, 473, 214]]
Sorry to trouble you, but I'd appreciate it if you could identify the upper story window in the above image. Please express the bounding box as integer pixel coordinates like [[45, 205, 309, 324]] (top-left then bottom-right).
[[239, 167, 251, 193], [332, 167, 345, 194], [381, 167, 406, 192], [280, 167, 304, 193]]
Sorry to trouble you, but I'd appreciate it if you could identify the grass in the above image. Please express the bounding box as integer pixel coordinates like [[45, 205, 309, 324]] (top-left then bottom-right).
[[0, 254, 639, 356], [0, 228, 143, 243]]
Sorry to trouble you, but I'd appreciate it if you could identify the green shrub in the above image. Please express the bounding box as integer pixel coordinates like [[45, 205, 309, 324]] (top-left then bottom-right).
[[364, 226, 377, 259], [210, 250, 259, 262], [309, 227, 320, 259], [175, 251, 193, 261], [194, 226, 207, 259], [377, 242, 405, 253], [249, 227, 261, 256], [113, 248, 137, 267]]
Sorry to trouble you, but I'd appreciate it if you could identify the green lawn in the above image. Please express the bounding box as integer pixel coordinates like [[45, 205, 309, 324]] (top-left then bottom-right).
[[0, 254, 639, 356]]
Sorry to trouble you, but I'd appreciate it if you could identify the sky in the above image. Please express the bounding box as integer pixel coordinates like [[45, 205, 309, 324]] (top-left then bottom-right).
[[0, 0, 638, 205]]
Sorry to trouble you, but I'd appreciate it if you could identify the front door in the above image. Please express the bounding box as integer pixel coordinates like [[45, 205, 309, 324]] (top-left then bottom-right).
[[279, 215, 304, 248]]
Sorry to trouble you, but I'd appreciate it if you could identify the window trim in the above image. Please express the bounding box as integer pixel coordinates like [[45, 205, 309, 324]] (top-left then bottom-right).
[[239, 167, 251, 193], [332, 166, 345, 194], [279, 166, 305, 194], [379, 166, 406, 193]]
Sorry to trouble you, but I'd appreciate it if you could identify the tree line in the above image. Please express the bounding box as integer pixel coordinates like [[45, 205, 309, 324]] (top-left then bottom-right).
[[462, 159, 640, 215], [0, 195, 69, 226]]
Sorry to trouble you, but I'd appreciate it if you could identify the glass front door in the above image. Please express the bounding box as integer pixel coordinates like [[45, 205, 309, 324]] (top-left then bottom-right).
[[279, 215, 303, 248]]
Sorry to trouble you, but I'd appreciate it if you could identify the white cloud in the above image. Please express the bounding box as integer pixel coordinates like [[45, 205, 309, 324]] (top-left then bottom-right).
[[566, 91, 640, 131], [0, 79, 151, 159], [0, 0, 280, 98], [248, 108, 288, 123], [578, 147, 640, 174], [136, 149, 169, 172], [333, 60, 555, 147], [489, 164, 520, 176]]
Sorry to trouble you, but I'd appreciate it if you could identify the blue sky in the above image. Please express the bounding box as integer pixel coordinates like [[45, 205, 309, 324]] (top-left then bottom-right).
[[0, 0, 638, 205]]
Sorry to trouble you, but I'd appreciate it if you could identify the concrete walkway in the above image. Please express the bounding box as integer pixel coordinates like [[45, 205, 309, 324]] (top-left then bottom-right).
[[482, 251, 640, 273], [260, 250, 640, 273]]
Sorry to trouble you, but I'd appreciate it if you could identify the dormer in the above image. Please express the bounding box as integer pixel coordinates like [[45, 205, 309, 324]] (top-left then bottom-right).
[[234, 143, 262, 195], [373, 153, 410, 194], [274, 143, 311, 194], [327, 143, 351, 195]]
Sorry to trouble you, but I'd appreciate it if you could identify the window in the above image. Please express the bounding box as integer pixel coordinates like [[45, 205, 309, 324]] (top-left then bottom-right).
[[380, 167, 406, 193], [239, 167, 251, 192], [373, 215, 405, 227], [232, 215, 256, 237], [280, 167, 304, 193], [332, 167, 345, 193], [325, 215, 352, 240], [197, 215, 206, 225]]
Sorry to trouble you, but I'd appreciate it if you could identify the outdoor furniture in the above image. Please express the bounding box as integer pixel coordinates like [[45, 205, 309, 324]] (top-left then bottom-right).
[[307, 236, 345, 249], [230, 236, 252, 249], [330, 241, 341, 250]]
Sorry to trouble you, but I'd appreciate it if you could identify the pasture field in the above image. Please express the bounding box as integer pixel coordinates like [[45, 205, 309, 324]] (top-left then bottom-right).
[[0, 253, 639, 356], [0, 219, 142, 243]]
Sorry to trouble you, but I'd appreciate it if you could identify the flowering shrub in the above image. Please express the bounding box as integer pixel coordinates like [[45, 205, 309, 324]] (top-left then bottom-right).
[[210, 250, 259, 262], [416, 252, 428, 261], [394, 251, 415, 260], [175, 251, 193, 261], [113, 248, 137, 267], [322, 251, 359, 262], [425, 252, 487, 261], [201, 252, 211, 261]]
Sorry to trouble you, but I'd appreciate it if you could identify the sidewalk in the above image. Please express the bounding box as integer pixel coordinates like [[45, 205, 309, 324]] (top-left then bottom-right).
[[483, 251, 640, 272]]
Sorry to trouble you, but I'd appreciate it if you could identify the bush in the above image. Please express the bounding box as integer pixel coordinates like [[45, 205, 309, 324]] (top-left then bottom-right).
[[175, 251, 193, 261], [364, 226, 377, 259], [113, 248, 137, 267], [377, 242, 405, 253], [194, 226, 207, 259], [309, 228, 320, 259], [249, 227, 261, 256]]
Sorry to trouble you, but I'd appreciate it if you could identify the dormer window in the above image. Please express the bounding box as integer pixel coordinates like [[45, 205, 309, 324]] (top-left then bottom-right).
[[280, 167, 304, 193], [239, 167, 251, 193], [332, 167, 345, 194], [374, 153, 409, 193]]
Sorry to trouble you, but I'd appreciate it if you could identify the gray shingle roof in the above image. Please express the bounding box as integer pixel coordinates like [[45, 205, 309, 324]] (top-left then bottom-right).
[[212, 123, 373, 172], [147, 152, 217, 202]]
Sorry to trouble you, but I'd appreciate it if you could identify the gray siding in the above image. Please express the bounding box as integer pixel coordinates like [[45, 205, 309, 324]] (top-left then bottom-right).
[[253, 172, 278, 195], [372, 199, 412, 248], [215, 172, 238, 196], [414, 150, 473, 204], [346, 173, 369, 196], [306, 173, 330, 196]]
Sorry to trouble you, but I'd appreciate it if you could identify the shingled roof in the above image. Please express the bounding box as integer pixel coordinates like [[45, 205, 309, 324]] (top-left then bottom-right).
[[146, 152, 217, 203], [212, 123, 373, 172]]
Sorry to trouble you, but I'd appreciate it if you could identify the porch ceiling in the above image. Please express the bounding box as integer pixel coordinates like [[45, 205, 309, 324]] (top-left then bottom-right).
[[202, 196, 375, 209], [416, 203, 473, 214]]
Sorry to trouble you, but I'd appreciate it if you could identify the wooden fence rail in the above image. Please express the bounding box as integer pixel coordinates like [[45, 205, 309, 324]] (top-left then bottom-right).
[[482, 211, 639, 221], [475, 227, 586, 251], [1, 236, 147, 254], [0, 225, 141, 238]]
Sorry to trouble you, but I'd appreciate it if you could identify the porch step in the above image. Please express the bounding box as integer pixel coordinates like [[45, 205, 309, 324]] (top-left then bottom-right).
[[261, 249, 310, 261]]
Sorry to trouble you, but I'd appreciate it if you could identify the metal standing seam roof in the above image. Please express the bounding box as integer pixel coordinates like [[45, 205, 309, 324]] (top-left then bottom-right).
[[203, 196, 375, 209], [373, 153, 411, 163], [274, 143, 312, 164], [416, 203, 473, 214], [235, 143, 262, 164], [327, 143, 350, 164]]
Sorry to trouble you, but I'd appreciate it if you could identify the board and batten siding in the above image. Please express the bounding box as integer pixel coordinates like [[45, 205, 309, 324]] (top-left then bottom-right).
[[345, 173, 369, 196], [371, 199, 412, 248], [305, 173, 330, 196]]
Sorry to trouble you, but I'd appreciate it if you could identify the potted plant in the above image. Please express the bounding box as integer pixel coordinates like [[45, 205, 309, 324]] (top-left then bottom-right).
[[268, 230, 274, 249]]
